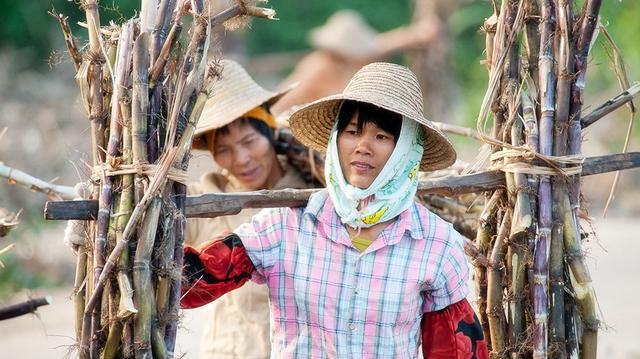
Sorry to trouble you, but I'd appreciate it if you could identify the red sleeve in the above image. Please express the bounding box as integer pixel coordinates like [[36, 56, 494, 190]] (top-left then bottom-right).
[[421, 299, 489, 359], [180, 233, 256, 309]]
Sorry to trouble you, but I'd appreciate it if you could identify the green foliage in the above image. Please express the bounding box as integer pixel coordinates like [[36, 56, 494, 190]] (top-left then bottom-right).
[[246, 0, 410, 54], [0, 253, 52, 300], [0, 0, 138, 60]]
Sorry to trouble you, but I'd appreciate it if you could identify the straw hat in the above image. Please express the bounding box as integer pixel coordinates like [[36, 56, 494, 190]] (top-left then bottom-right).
[[309, 10, 380, 59], [193, 59, 293, 150], [289, 62, 456, 171]]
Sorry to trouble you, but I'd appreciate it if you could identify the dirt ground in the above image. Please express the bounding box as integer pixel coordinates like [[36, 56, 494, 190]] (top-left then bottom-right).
[[0, 217, 638, 358]]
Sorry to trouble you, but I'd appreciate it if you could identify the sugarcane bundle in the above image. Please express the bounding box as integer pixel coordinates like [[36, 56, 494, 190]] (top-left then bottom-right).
[[472, 0, 610, 357], [51, 0, 276, 357]]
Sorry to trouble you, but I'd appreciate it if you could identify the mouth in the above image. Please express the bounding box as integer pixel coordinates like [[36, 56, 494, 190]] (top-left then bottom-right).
[[237, 166, 260, 180], [350, 161, 374, 173]]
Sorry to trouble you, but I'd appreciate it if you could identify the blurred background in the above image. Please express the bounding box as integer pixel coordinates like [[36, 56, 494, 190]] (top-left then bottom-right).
[[0, 0, 639, 357]]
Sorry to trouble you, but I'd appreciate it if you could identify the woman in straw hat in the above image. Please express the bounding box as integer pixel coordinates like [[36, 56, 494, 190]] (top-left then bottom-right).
[[270, 9, 441, 116], [182, 62, 488, 358], [186, 59, 308, 358]]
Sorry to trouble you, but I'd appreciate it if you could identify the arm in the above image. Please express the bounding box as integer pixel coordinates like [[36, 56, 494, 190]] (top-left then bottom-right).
[[421, 298, 489, 359], [181, 233, 255, 309]]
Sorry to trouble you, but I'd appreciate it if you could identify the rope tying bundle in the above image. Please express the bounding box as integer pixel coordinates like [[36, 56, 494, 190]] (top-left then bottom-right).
[[91, 162, 189, 184]]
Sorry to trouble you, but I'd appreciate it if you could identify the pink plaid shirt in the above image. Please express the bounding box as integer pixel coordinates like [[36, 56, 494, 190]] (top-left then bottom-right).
[[235, 190, 469, 358]]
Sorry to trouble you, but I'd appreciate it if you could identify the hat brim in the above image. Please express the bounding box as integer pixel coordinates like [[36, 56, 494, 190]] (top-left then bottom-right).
[[289, 95, 457, 171], [192, 84, 295, 151]]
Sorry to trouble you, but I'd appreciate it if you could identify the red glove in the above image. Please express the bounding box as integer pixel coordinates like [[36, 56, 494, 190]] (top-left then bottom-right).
[[181, 233, 255, 309], [421, 299, 489, 359]]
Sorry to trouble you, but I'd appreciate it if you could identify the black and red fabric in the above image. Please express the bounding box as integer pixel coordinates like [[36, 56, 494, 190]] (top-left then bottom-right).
[[181, 233, 256, 309], [421, 299, 489, 359]]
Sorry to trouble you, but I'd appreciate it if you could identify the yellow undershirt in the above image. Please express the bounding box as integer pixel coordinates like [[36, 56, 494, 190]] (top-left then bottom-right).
[[351, 236, 375, 252]]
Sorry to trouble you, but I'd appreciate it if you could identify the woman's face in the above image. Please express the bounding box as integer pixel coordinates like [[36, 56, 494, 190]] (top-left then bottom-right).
[[337, 110, 396, 189], [210, 120, 280, 190]]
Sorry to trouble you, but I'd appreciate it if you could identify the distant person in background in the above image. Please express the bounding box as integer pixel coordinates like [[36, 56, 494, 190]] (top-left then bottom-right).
[[270, 9, 441, 116], [187, 59, 308, 358]]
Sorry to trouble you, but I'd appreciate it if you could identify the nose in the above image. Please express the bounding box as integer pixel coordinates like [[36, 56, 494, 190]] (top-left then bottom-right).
[[354, 135, 373, 156], [232, 146, 251, 167]]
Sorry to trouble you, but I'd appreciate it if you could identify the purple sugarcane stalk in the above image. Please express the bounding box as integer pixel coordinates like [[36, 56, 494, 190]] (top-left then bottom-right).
[[568, 0, 602, 206], [534, 0, 557, 358]]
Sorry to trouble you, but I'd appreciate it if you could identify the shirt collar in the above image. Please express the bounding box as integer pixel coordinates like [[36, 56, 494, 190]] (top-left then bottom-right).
[[304, 190, 424, 243]]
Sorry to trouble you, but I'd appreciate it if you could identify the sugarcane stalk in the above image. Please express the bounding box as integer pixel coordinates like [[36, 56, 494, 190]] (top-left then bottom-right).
[[102, 320, 123, 359], [475, 190, 503, 350], [80, 240, 94, 358], [533, 1, 557, 358], [581, 83, 640, 128], [568, 0, 602, 207], [74, 249, 88, 340], [85, 147, 178, 317], [88, 61, 106, 172], [164, 0, 209, 149], [507, 230, 528, 357], [487, 209, 511, 355], [133, 196, 162, 358], [164, 59, 220, 356], [524, 0, 541, 90], [150, 0, 177, 63], [116, 78, 137, 321], [483, 14, 498, 72], [154, 202, 175, 337], [164, 183, 186, 356], [132, 32, 151, 204], [122, 321, 135, 358], [522, 87, 539, 202], [565, 293, 580, 359], [549, 220, 566, 358], [49, 11, 82, 71], [561, 192, 598, 359], [546, 3, 574, 357], [89, 22, 134, 357], [149, 22, 183, 89], [509, 115, 533, 237]]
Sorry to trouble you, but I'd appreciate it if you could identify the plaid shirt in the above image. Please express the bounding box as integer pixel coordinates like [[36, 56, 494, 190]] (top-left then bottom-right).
[[235, 190, 469, 358]]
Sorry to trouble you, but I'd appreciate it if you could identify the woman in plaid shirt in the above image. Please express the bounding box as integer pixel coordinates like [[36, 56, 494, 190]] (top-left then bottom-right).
[[181, 63, 488, 359]]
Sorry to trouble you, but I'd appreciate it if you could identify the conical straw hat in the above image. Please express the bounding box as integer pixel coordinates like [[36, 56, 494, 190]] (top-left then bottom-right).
[[309, 10, 380, 59], [289, 62, 456, 171], [193, 59, 293, 150]]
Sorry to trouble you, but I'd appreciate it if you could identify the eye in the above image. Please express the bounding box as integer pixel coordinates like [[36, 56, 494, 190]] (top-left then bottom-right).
[[376, 133, 390, 141], [215, 147, 230, 156]]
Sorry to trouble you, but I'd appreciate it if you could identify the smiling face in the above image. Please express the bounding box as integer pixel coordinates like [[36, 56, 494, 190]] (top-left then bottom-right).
[[209, 119, 283, 190], [337, 109, 397, 189]]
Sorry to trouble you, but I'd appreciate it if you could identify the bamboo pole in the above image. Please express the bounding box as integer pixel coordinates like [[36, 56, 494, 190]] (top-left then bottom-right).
[[0, 297, 52, 320], [0, 164, 76, 199]]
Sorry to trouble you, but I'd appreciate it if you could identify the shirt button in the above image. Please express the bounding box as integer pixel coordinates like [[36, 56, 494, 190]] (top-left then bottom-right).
[[349, 324, 356, 331]]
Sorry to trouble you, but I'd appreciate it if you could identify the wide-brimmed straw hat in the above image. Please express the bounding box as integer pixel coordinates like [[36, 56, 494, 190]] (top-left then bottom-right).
[[289, 62, 457, 171], [309, 10, 380, 59], [193, 59, 293, 150]]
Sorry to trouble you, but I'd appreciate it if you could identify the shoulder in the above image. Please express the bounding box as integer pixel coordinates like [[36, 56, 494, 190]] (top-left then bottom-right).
[[274, 158, 312, 190], [187, 172, 227, 195], [411, 202, 454, 237]]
